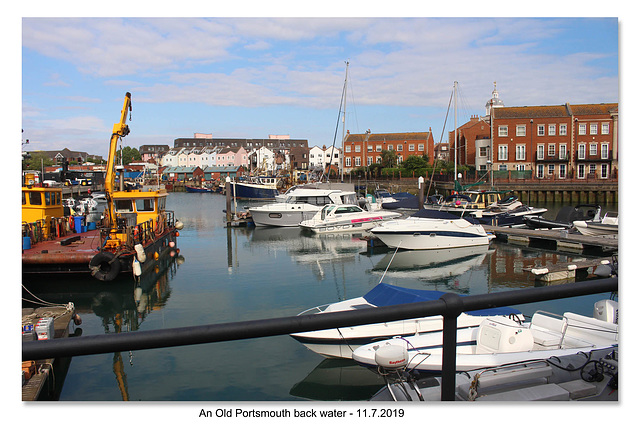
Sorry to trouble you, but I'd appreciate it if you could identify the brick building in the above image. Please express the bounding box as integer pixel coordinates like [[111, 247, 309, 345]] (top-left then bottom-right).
[[342, 130, 435, 173]]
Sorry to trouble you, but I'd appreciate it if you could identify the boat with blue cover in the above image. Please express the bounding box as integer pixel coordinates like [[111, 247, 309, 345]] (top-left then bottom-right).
[[290, 282, 524, 359]]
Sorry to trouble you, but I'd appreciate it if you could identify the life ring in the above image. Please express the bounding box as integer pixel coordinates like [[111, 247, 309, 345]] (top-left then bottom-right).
[[89, 251, 122, 281]]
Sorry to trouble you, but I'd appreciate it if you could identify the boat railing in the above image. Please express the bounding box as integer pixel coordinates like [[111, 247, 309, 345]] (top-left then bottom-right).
[[297, 304, 331, 316], [22, 216, 80, 244]]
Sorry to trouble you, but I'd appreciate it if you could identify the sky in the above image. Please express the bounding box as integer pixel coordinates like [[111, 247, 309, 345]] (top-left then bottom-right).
[[16, 5, 623, 160]]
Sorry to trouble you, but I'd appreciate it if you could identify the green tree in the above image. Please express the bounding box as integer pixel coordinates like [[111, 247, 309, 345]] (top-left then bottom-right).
[[118, 146, 142, 165], [401, 155, 428, 172], [22, 152, 55, 171], [380, 149, 397, 168]]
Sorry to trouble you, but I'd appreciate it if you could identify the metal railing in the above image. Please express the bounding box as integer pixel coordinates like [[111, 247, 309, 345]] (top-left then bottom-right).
[[22, 277, 617, 401]]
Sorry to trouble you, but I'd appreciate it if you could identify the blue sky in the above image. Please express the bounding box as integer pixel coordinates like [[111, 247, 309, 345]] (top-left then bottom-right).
[[17, 7, 623, 160]]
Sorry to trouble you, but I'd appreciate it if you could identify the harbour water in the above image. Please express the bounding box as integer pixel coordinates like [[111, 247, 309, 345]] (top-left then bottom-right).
[[21, 192, 617, 401]]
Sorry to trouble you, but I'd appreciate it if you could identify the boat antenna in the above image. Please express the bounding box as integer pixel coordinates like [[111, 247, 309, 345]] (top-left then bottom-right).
[[379, 242, 402, 284]]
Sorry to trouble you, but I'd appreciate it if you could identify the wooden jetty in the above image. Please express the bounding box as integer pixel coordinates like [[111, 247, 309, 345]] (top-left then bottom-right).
[[22, 305, 76, 401], [483, 226, 618, 254], [523, 258, 613, 283]]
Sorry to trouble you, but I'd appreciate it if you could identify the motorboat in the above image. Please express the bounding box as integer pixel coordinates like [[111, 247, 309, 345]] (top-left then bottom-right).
[[370, 345, 618, 401], [573, 211, 618, 236], [299, 203, 401, 234], [290, 282, 525, 359], [370, 209, 492, 250], [249, 189, 358, 227], [185, 185, 214, 193], [352, 299, 618, 373], [471, 203, 548, 227], [525, 204, 601, 229]]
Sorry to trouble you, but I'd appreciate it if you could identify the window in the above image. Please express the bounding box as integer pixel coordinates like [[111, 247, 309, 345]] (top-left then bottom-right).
[[479, 146, 488, 157], [601, 143, 609, 159], [537, 164, 544, 178], [579, 124, 587, 135], [355, 157, 361, 167], [345, 146, 351, 153], [548, 124, 556, 136], [590, 123, 598, 135], [135, 198, 155, 212], [516, 164, 526, 171], [45, 192, 51, 206], [396, 144, 402, 151], [397, 155, 403, 163], [498, 126, 508, 137], [355, 145, 361, 153], [310, 153, 314, 158], [602, 123, 610, 135], [376, 156, 381, 163], [537, 125, 545, 136], [29, 192, 42, 206], [345, 157, 351, 167], [601, 164, 609, 178], [408, 144, 415, 151], [559, 124, 567, 136], [559, 164, 566, 178], [578, 144, 586, 159], [559, 144, 567, 160], [537, 144, 545, 160], [367, 145, 373, 152], [115, 199, 133, 212], [548, 164, 555, 176], [590, 144, 598, 156], [516, 145, 526, 160], [498, 145, 508, 161], [418, 144, 424, 152], [589, 164, 597, 175], [516, 125, 526, 137], [548, 144, 556, 157], [367, 156, 373, 166], [577, 164, 586, 179], [387, 145, 394, 151], [499, 164, 508, 171], [376, 145, 382, 152]]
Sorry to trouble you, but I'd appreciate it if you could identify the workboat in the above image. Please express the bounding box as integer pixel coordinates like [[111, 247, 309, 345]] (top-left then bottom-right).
[[573, 211, 618, 236], [299, 204, 402, 234], [290, 282, 525, 359], [22, 92, 183, 281], [370, 345, 618, 401], [249, 189, 358, 227], [228, 176, 280, 200], [352, 299, 618, 373], [370, 209, 492, 250], [525, 204, 601, 230]]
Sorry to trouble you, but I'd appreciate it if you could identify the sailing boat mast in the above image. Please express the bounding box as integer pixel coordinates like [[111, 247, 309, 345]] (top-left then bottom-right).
[[340, 60, 349, 181], [454, 81, 458, 180]]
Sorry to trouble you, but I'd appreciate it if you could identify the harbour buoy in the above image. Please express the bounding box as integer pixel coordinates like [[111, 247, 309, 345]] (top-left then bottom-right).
[[134, 243, 146, 263]]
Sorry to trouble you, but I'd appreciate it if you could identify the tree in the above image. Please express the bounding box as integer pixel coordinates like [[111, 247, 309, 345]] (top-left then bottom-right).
[[118, 146, 142, 165], [380, 149, 397, 168], [401, 155, 428, 172]]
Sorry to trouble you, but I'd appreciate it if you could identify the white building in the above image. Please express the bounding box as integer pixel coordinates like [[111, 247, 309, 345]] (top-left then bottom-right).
[[309, 145, 342, 171]]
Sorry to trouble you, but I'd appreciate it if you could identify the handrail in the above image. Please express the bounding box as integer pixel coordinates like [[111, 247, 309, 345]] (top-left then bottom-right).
[[22, 277, 617, 400]]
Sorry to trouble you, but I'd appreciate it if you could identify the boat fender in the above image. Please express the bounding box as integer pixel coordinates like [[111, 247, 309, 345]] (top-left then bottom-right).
[[73, 314, 82, 325], [175, 220, 184, 230], [132, 258, 142, 277], [169, 241, 175, 248], [134, 243, 146, 263], [89, 251, 121, 281]]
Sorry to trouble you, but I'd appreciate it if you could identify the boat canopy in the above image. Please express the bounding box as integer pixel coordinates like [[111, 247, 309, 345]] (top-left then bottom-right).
[[411, 209, 463, 220], [363, 283, 521, 317]]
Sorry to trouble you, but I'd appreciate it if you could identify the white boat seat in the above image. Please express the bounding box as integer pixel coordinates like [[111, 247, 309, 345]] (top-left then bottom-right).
[[563, 312, 619, 346], [474, 383, 570, 401], [530, 312, 567, 347]]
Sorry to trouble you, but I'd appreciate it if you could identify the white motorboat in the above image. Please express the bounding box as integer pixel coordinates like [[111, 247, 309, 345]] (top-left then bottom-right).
[[290, 282, 525, 359], [299, 204, 402, 234], [370, 209, 492, 250], [370, 345, 618, 401], [352, 299, 618, 373], [573, 211, 618, 236], [249, 189, 357, 227]]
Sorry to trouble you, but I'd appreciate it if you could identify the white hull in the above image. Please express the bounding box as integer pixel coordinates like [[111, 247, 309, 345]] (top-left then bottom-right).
[[353, 304, 618, 372], [299, 204, 401, 234], [371, 217, 491, 250], [573, 221, 618, 236], [250, 203, 320, 227]]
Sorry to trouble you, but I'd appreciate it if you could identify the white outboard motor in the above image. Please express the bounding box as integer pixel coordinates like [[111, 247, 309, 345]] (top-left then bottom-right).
[[375, 343, 409, 370], [594, 299, 618, 324]]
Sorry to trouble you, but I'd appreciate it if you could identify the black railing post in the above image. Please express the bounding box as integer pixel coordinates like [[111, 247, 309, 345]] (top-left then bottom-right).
[[439, 292, 464, 401]]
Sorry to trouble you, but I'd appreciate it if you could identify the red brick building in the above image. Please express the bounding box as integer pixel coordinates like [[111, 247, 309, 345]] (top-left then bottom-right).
[[342, 130, 435, 173]]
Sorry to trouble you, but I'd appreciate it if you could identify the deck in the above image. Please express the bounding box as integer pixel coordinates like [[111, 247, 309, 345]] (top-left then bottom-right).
[[22, 306, 76, 401], [483, 226, 618, 253]]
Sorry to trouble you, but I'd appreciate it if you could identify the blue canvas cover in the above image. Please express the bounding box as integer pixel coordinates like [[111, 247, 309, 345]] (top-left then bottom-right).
[[363, 283, 521, 316]]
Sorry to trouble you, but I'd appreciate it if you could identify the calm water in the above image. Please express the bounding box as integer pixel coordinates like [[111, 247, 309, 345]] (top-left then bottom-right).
[[21, 193, 617, 401]]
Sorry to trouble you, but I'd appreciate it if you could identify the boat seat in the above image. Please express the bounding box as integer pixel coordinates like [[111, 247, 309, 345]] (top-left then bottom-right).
[[557, 379, 597, 399], [530, 312, 567, 348], [563, 312, 619, 346], [474, 384, 570, 401]]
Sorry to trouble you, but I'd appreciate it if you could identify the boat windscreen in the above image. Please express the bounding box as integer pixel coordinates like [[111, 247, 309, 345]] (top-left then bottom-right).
[[410, 209, 463, 220]]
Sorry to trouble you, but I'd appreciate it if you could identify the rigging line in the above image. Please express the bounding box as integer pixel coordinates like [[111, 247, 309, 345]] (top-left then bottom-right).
[[379, 241, 403, 284], [322, 68, 348, 182], [21, 283, 68, 308]]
